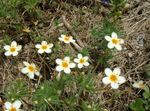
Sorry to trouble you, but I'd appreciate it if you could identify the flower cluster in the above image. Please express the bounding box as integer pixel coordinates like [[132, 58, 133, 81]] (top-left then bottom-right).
[[102, 32, 126, 89], [55, 54, 90, 74], [2, 32, 126, 106]]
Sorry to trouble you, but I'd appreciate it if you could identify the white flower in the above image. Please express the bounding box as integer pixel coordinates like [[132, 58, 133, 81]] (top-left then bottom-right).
[[56, 57, 76, 74], [133, 80, 145, 89], [102, 67, 126, 89], [74, 54, 89, 68], [4, 41, 22, 56], [21, 61, 40, 79], [35, 41, 53, 54], [59, 35, 75, 44], [105, 32, 124, 50], [4, 100, 22, 111]]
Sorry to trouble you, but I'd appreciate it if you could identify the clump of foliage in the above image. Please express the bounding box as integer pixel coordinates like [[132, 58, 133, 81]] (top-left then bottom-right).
[[130, 86, 150, 111], [32, 72, 101, 111], [110, 0, 127, 20], [5, 79, 28, 101], [90, 19, 122, 69]]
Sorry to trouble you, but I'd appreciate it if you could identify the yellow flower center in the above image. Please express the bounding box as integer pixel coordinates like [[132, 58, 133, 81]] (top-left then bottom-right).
[[112, 38, 120, 44], [28, 65, 35, 72], [64, 36, 70, 41], [62, 61, 69, 68], [41, 45, 48, 50], [10, 47, 16, 52], [79, 58, 85, 64], [109, 74, 118, 82], [10, 107, 16, 111]]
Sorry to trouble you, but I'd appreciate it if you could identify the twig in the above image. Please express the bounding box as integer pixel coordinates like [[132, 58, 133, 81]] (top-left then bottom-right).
[[125, 59, 150, 75]]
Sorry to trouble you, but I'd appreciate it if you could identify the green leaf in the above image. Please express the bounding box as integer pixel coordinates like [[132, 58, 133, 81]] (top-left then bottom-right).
[[143, 91, 150, 99], [144, 86, 150, 93], [130, 98, 145, 111]]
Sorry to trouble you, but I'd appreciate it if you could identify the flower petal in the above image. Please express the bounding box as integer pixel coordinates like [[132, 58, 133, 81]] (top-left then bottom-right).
[[69, 63, 76, 68], [61, 35, 65, 38], [133, 82, 139, 88], [104, 68, 112, 76], [11, 41, 17, 47], [35, 44, 41, 48], [64, 57, 70, 62], [4, 102, 12, 109], [49, 43, 53, 48], [21, 67, 28, 74], [74, 58, 79, 63], [105, 36, 111, 41], [84, 56, 88, 61], [78, 64, 83, 68], [45, 49, 52, 53], [111, 32, 118, 38], [115, 44, 122, 50], [118, 76, 126, 84], [58, 37, 64, 41], [31, 63, 36, 68], [71, 39, 75, 43], [56, 59, 62, 64], [35, 71, 40, 76], [12, 52, 18, 56], [12, 100, 21, 109], [139, 80, 144, 84], [108, 42, 115, 49], [84, 62, 89, 66], [102, 77, 111, 84], [38, 49, 44, 54], [23, 61, 30, 66], [113, 67, 121, 75], [56, 66, 63, 72], [64, 41, 70, 44], [111, 83, 119, 89], [42, 41, 47, 45], [78, 54, 82, 59], [4, 51, 11, 56], [120, 39, 124, 44], [4, 45, 10, 50], [64, 68, 71, 74], [17, 45, 22, 51], [27, 73, 34, 79]]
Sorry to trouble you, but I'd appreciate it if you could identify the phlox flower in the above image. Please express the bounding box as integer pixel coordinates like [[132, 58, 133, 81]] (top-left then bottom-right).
[[4, 100, 22, 111], [102, 67, 126, 89], [74, 54, 89, 68], [4, 41, 22, 56], [59, 34, 75, 44], [35, 41, 53, 54], [56, 57, 76, 74], [105, 32, 124, 50], [21, 61, 40, 79]]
